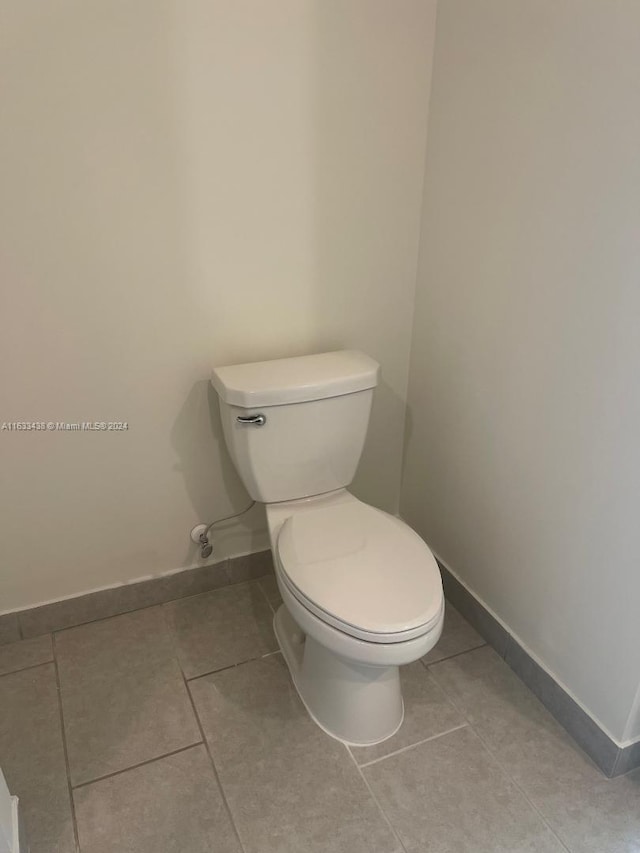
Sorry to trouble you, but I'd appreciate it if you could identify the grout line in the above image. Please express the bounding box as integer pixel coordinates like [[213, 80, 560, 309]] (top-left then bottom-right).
[[356, 723, 470, 769], [51, 634, 81, 853], [187, 662, 239, 680], [0, 658, 55, 679], [186, 650, 281, 683], [24, 570, 276, 641], [464, 726, 572, 852], [46, 576, 241, 639], [421, 641, 487, 669], [49, 602, 176, 638], [161, 574, 274, 609], [156, 576, 274, 623], [344, 743, 409, 853], [184, 676, 247, 853], [71, 742, 203, 790], [160, 603, 247, 853], [161, 576, 269, 609], [427, 666, 572, 852], [260, 649, 282, 661]]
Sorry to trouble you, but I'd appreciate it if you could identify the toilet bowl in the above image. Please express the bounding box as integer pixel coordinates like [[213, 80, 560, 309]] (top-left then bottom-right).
[[211, 349, 444, 745], [266, 489, 443, 745]]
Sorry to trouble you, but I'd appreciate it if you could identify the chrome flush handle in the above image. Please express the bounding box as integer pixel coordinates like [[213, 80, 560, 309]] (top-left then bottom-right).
[[236, 413, 267, 426]]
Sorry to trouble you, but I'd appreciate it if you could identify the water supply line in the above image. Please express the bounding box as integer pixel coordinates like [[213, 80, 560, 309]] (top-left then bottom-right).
[[197, 500, 256, 559]]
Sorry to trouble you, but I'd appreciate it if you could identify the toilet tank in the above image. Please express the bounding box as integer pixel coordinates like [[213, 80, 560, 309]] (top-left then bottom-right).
[[211, 350, 379, 503]]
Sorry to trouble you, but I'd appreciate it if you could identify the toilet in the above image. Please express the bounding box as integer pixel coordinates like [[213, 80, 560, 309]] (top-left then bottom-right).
[[211, 350, 444, 746]]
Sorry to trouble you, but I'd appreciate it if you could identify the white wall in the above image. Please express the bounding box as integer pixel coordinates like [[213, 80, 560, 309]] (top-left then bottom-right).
[[402, 0, 640, 743], [0, 0, 437, 612]]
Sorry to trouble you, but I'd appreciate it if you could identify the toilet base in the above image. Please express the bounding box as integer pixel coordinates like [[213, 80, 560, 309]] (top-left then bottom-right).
[[274, 604, 404, 746]]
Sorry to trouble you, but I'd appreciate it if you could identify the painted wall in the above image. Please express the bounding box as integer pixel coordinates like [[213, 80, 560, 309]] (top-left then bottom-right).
[[0, 0, 437, 611], [401, 0, 640, 743]]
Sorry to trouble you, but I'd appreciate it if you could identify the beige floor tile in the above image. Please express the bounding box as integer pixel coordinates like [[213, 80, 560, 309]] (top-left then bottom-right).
[[0, 634, 53, 676], [430, 646, 604, 805], [56, 607, 200, 785], [6, 596, 635, 853], [164, 582, 278, 678], [365, 726, 565, 852], [190, 655, 400, 853], [0, 665, 75, 853], [540, 768, 640, 853], [74, 745, 241, 853]]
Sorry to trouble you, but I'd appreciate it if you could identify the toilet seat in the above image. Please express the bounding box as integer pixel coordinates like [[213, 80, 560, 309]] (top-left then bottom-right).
[[276, 498, 443, 643]]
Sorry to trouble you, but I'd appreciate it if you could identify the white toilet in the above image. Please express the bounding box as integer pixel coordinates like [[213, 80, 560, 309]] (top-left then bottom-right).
[[211, 350, 444, 746]]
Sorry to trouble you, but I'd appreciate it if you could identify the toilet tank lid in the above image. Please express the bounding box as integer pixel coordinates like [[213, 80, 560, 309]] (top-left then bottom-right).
[[211, 350, 379, 407]]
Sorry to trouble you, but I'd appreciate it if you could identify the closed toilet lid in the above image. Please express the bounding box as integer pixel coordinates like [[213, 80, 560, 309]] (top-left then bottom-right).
[[276, 500, 443, 643]]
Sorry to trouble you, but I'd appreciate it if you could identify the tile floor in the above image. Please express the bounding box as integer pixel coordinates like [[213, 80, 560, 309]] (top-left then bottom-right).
[[0, 572, 638, 853]]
